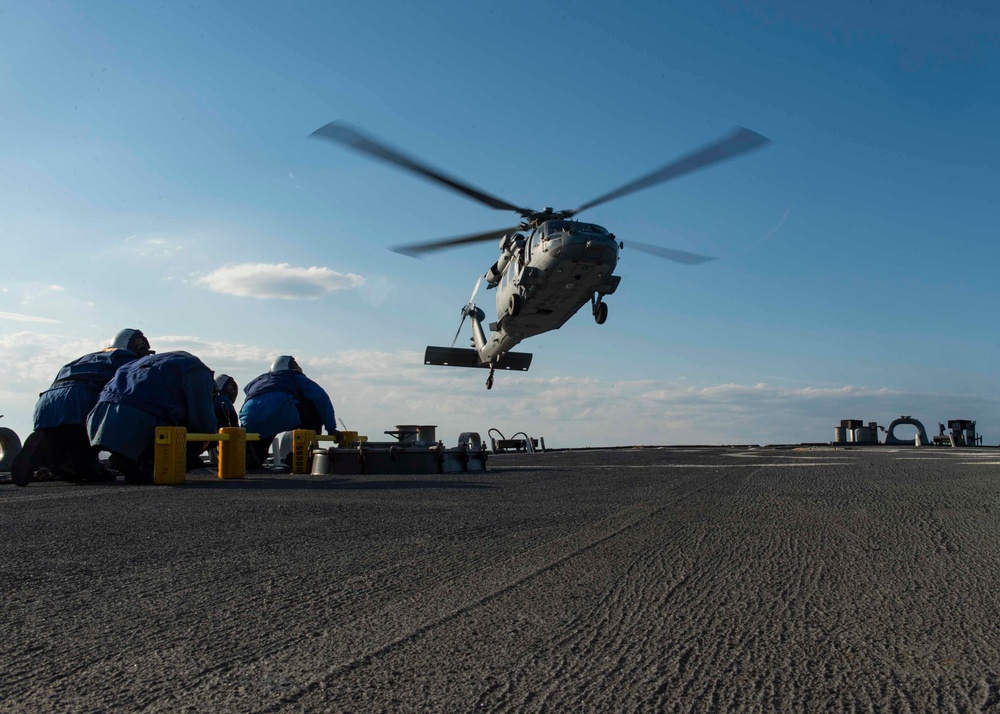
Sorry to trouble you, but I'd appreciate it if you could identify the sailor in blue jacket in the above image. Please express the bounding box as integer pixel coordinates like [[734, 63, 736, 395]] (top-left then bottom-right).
[[87, 350, 217, 483], [239, 356, 338, 467], [213, 374, 240, 429], [11, 329, 152, 487]]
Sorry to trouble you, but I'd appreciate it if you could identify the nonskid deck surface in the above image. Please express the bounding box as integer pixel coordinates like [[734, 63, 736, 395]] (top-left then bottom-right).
[[3, 446, 1000, 712]]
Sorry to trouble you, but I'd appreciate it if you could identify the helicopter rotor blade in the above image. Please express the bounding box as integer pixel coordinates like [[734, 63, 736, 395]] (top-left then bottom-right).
[[451, 313, 468, 348], [311, 121, 530, 215], [572, 127, 771, 216], [451, 273, 485, 347], [391, 226, 520, 258], [468, 273, 483, 304], [624, 240, 718, 265]]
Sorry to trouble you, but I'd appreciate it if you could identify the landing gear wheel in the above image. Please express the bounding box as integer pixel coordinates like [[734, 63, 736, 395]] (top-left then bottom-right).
[[595, 301, 608, 325], [508, 294, 522, 318]]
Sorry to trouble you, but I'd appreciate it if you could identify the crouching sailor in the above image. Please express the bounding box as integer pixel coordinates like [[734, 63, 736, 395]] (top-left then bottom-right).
[[213, 374, 240, 429], [87, 350, 216, 484], [239, 355, 339, 468], [11, 329, 153, 487]]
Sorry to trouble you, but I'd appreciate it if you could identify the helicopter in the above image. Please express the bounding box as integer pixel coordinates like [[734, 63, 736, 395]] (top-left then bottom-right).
[[311, 121, 771, 389]]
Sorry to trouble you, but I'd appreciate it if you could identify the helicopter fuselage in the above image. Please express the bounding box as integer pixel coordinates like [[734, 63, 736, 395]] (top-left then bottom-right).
[[467, 219, 621, 363], [312, 119, 770, 388]]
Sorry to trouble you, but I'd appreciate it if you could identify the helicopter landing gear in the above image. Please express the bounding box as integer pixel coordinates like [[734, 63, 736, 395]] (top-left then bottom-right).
[[486, 362, 496, 390], [592, 294, 608, 325], [508, 293, 522, 318]]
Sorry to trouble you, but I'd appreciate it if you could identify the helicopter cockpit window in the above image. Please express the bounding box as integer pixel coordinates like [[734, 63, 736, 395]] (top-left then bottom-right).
[[541, 220, 607, 237], [541, 220, 568, 237]]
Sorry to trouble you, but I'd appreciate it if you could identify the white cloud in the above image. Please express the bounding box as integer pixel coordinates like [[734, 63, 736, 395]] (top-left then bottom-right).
[[0, 331, 104, 385], [358, 276, 393, 307], [0, 311, 61, 324], [198, 263, 365, 299], [123, 235, 187, 259], [1, 331, 996, 450], [18, 284, 68, 307], [300, 361, 1000, 449], [152, 335, 278, 365], [0, 331, 108, 438]]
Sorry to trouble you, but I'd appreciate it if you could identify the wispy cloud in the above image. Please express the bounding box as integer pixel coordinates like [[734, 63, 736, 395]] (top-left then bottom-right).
[[1, 331, 995, 449], [123, 235, 188, 259], [18, 284, 68, 307], [730, 206, 791, 258], [0, 311, 61, 324], [198, 263, 365, 299], [0, 331, 106, 392], [152, 335, 278, 364], [300, 360, 1000, 448]]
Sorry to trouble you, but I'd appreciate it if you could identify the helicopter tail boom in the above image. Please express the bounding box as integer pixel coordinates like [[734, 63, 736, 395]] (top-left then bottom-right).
[[424, 347, 532, 371]]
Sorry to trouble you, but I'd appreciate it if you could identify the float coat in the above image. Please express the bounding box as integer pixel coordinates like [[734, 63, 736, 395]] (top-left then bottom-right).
[[87, 351, 216, 461], [33, 349, 139, 430], [214, 394, 239, 429], [239, 371, 336, 439]]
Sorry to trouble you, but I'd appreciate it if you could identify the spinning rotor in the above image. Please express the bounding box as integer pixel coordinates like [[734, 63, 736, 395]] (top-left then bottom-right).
[[310, 121, 771, 261]]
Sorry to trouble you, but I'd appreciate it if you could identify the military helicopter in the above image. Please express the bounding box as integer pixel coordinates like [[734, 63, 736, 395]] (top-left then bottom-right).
[[311, 121, 770, 389]]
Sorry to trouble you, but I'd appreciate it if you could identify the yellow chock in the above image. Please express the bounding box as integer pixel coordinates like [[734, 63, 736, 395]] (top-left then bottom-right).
[[154, 426, 188, 485], [292, 429, 316, 474], [218, 427, 246, 479]]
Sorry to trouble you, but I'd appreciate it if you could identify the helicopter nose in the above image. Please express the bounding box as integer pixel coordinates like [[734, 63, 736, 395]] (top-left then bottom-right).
[[583, 239, 615, 262]]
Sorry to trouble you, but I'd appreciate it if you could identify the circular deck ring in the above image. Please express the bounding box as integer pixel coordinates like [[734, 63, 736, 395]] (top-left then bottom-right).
[[884, 416, 930, 446], [0, 426, 23, 470]]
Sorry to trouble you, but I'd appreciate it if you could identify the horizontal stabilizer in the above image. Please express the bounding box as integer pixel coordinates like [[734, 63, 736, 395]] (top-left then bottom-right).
[[424, 346, 532, 371]]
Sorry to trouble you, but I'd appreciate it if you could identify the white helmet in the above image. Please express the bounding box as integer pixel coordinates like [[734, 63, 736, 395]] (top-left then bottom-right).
[[215, 374, 238, 401], [270, 355, 303, 374], [111, 329, 154, 357]]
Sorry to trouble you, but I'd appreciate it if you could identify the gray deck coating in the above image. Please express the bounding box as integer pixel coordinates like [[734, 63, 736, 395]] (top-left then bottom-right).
[[3, 446, 1000, 712]]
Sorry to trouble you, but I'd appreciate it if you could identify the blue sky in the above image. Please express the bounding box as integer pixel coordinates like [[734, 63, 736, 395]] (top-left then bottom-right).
[[2, 0, 998, 447]]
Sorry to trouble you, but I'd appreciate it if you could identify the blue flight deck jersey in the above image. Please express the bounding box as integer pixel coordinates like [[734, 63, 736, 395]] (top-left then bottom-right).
[[33, 348, 139, 430], [214, 394, 239, 428], [87, 351, 216, 461], [239, 371, 336, 439]]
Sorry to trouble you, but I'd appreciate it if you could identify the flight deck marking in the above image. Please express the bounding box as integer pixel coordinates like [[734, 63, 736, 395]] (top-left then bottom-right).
[[589, 463, 848, 468], [733, 454, 853, 460], [893, 456, 999, 461]]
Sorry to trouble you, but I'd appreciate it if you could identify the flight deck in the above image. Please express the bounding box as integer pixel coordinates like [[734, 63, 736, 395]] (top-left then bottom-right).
[[3, 445, 999, 711]]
